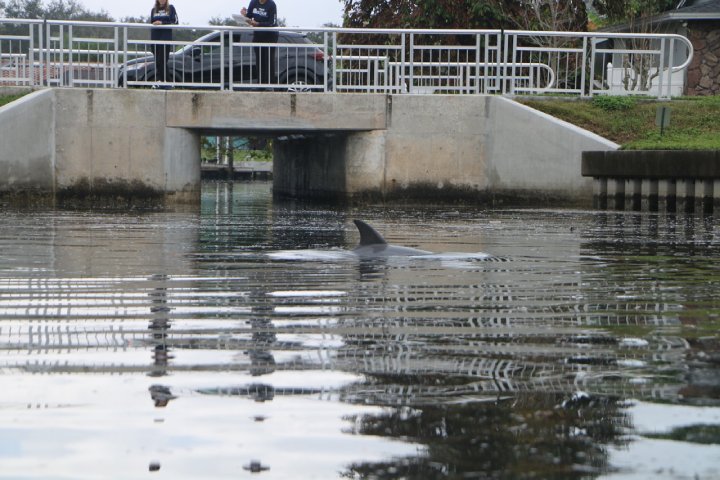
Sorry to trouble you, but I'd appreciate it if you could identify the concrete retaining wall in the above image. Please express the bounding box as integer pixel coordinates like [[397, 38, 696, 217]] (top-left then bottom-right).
[[487, 97, 619, 200], [0, 88, 200, 203], [1, 88, 620, 205], [582, 150, 720, 213], [0, 89, 55, 193]]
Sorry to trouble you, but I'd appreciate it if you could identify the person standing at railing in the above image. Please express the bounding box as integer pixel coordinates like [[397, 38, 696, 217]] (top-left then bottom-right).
[[241, 0, 278, 89], [149, 0, 178, 84]]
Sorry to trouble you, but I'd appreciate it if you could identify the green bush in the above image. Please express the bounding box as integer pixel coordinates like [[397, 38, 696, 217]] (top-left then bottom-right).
[[591, 95, 636, 111]]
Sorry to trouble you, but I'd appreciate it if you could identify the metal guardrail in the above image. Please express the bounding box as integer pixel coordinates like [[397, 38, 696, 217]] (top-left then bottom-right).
[[0, 18, 694, 98]]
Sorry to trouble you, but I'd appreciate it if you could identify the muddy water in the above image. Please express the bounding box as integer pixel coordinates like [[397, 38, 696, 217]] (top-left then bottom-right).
[[1, 181, 719, 479]]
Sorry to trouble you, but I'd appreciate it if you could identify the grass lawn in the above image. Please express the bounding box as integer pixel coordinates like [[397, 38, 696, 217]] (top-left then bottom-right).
[[520, 95, 720, 150], [0, 94, 27, 108]]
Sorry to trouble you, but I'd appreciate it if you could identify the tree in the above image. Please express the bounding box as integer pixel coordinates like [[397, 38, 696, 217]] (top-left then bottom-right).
[[340, 0, 587, 31], [0, 0, 112, 21], [499, 0, 587, 32], [592, 0, 676, 28], [306, 22, 339, 48], [341, 0, 506, 30], [1, 0, 46, 19]]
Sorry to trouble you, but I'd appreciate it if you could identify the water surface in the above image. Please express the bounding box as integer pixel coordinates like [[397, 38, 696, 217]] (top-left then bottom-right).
[[1, 181, 719, 479]]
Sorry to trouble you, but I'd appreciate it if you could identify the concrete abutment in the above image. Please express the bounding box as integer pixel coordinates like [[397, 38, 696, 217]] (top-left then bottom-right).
[[1, 88, 621, 205]]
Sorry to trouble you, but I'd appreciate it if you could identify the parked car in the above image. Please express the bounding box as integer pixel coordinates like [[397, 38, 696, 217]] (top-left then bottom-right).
[[118, 30, 328, 91]]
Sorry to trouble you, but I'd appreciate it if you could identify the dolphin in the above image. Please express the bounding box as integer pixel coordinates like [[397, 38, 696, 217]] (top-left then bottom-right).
[[267, 220, 493, 264], [352, 220, 432, 258]]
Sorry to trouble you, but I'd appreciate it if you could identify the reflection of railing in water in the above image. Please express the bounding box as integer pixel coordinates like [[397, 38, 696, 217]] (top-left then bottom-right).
[[192, 378, 682, 405], [0, 323, 689, 403], [0, 267, 696, 406]]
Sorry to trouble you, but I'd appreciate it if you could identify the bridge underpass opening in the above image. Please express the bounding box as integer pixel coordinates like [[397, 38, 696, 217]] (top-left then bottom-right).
[[196, 129, 356, 202]]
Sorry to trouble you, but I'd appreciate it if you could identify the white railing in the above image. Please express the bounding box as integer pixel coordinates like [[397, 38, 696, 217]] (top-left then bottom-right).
[[0, 18, 694, 98]]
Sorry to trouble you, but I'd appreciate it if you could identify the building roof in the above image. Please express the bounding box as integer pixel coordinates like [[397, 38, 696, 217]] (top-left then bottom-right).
[[658, 0, 720, 21], [598, 0, 720, 33]]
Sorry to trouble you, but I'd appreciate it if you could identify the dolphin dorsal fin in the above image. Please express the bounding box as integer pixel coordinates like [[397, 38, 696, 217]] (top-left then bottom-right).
[[354, 220, 387, 246]]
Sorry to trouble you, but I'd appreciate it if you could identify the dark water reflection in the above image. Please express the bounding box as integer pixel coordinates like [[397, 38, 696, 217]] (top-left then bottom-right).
[[1, 181, 719, 479]]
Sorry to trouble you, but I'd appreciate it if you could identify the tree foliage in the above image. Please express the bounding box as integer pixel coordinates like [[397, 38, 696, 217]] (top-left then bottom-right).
[[342, 0, 502, 29], [501, 0, 588, 32], [0, 0, 113, 21], [340, 0, 588, 31], [591, 0, 677, 25]]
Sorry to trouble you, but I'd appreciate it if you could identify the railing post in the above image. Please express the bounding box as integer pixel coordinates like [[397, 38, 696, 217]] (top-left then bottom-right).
[[44, 20, 51, 87], [67, 24, 73, 87], [323, 31, 328, 93], [400, 32, 406, 94], [580, 36, 588, 97], [408, 33, 414, 94], [589, 36, 597, 97], [112, 26, 118, 88], [29, 22, 37, 87], [58, 23, 65, 87], [122, 26, 128, 89], [500, 30, 508, 94], [227, 30, 233, 90], [657, 37, 666, 99], [510, 32, 518, 95], [220, 31, 225, 91], [332, 31, 337, 93], [667, 37, 675, 98], [474, 33, 480, 94]]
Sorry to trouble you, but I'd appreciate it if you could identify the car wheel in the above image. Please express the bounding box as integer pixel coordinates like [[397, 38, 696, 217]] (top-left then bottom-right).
[[285, 72, 317, 92]]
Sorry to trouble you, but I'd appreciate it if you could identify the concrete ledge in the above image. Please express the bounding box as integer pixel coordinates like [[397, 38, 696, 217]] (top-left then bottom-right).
[[165, 91, 387, 131], [582, 150, 720, 179]]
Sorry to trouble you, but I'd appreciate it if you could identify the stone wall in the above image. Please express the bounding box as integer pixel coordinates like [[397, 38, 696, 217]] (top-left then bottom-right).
[[686, 21, 720, 96]]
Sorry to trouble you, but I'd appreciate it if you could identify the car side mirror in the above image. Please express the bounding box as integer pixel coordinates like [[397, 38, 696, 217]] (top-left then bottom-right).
[[191, 47, 202, 58]]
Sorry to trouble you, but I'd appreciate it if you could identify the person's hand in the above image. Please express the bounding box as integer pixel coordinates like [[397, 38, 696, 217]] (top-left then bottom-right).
[[250, 19, 258, 26], [153, 20, 162, 25]]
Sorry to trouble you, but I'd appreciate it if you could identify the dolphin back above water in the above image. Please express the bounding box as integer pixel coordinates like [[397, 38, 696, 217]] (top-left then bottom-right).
[[267, 220, 493, 264], [353, 220, 432, 258]]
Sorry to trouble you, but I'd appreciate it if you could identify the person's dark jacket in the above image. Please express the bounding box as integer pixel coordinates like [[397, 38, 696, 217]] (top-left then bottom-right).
[[149, 4, 178, 41], [246, 0, 277, 27], [246, 0, 278, 42]]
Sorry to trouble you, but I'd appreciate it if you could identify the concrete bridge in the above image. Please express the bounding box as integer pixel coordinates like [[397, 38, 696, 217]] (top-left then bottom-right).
[[0, 87, 617, 205]]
